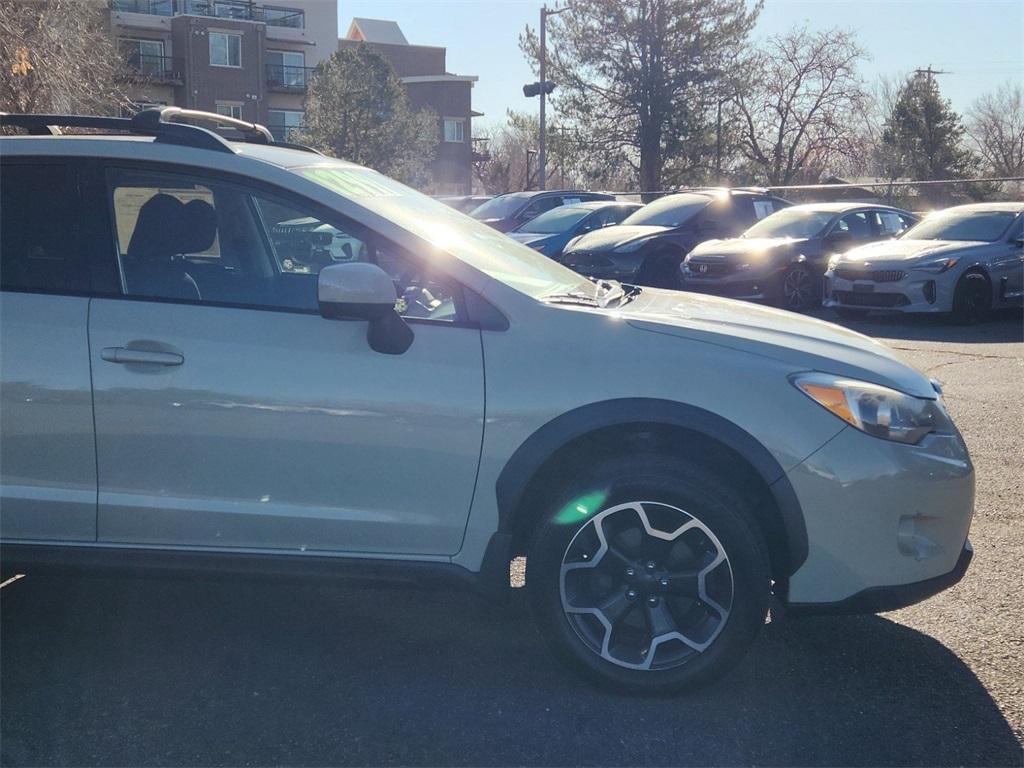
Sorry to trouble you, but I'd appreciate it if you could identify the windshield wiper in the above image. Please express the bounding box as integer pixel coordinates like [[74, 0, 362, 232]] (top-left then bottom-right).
[[542, 290, 601, 307], [544, 280, 641, 309]]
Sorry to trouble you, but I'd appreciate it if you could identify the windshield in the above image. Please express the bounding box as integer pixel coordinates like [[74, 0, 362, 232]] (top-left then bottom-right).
[[743, 209, 834, 240], [516, 206, 592, 234], [622, 193, 709, 228], [469, 194, 528, 220], [903, 209, 1018, 242], [299, 164, 594, 300]]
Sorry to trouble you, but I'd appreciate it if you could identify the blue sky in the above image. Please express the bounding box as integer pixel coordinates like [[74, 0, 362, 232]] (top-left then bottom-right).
[[338, 0, 1024, 130]]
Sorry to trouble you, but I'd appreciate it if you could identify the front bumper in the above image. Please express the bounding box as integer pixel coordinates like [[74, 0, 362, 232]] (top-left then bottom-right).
[[824, 266, 955, 313], [785, 425, 974, 609], [681, 265, 784, 301], [788, 540, 972, 615]]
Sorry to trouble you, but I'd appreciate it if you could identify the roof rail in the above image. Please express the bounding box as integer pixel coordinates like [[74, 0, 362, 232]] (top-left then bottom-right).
[[0, 107, 322, 155]]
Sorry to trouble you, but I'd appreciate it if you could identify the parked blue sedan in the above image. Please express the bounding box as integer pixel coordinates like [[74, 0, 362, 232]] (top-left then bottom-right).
[[507, 201, 642, 258]]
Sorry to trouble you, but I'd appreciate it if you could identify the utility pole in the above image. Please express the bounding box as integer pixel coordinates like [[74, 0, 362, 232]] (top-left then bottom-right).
[[914, 65, 951, 86]]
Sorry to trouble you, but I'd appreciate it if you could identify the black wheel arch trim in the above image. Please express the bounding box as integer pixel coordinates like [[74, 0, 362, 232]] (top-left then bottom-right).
[[491, 397, 809, 577]]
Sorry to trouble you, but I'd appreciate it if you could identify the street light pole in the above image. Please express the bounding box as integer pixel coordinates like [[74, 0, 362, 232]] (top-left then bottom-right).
[[538, 4, 567, 191], [539, 5, 547, 190]]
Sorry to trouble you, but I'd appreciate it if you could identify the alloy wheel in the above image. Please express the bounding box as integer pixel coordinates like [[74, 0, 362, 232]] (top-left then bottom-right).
[[783, 266, 815, 310], [559, 501, 733, 671]]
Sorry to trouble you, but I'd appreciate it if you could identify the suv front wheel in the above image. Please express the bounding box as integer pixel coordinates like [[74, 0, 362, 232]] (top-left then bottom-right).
[[526, 454, 771, 693]]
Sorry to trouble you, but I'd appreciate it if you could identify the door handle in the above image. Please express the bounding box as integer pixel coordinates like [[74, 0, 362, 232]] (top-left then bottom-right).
[[100, 347, 184, 366]]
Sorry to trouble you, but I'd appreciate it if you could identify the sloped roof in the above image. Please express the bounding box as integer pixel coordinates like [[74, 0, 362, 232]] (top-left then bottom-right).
[[345, 18, 409, 45]]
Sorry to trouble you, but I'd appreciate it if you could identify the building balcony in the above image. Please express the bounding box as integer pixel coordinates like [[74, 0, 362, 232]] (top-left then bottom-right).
[[265, 64, 314, 92], [122, 54, 184, 84], [111, 0, 174, 14], [471, 137, 491, 163], [110, 0, 304, 28]]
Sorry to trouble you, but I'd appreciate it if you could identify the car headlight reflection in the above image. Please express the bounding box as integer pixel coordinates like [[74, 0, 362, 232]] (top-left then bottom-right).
[[912, 257, 960, 273], [792, 372, 954, 444], [614, 238, 651, 253]]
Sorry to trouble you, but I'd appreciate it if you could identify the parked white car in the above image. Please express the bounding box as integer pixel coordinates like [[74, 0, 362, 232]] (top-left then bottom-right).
[[1, 109, 975, 693], [824, 203, 1024, 322]]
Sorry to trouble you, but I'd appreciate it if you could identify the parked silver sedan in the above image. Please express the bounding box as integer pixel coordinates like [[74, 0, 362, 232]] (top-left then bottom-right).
[[824, 203, 1024, 322]]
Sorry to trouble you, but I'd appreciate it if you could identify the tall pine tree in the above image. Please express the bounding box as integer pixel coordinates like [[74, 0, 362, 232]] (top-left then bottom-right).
[[882, 73, 977, 201]]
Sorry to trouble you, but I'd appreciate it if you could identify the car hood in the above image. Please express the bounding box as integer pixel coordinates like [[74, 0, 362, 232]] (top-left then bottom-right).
[[620, 289, 935, 397], [688, 237, 807, 261], [841, 239, 988, 263], [566, 225, 669, 253], [508, 232, 554, 246]]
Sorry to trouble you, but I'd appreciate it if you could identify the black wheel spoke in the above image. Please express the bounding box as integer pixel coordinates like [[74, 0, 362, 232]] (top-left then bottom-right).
[[600, 540, 634, 572], [662, 571, 700, 597], [645, 600, 676, 637], [598, 589, 636, 624]]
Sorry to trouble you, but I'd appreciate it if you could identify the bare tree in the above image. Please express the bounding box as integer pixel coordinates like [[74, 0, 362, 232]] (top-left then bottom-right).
[[0, 0, 127, 115], [735, 26, 868, 185], [967, 82, 1024, 179], [473, 111, 538, 194]]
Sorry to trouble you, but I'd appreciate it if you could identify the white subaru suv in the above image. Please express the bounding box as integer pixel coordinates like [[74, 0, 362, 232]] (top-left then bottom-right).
[[0, 110, 975, 693]]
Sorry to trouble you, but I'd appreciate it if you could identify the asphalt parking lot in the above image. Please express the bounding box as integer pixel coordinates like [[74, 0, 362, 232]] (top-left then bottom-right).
[[2, 310, 1022, 767]]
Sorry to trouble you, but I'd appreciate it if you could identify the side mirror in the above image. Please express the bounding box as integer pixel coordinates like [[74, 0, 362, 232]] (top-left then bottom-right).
[[318, 262, 413, 355], [1012, 237, 1024, 248]]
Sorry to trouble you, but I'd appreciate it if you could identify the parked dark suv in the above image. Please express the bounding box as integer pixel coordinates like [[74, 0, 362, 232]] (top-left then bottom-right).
[[469, 190, 615, 232], [682, 203, 918, 311], [559, 189, 790, 287]]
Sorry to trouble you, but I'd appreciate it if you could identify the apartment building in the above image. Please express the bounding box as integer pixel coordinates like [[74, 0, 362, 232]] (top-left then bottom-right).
[[340, 18, 481, 195], [110, 0, 337, 141]]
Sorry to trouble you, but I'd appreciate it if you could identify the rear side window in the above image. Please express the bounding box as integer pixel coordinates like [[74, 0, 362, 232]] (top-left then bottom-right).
[[0, 163, 88, 293], [875, 211, 912, 237], [835, 211, 873, 239], [752, 199, 778, 220], [521, 196, 563, 220]]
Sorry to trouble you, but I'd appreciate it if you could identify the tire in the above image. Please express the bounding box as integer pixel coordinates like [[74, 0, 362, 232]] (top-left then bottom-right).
[[637, 250, 682, 290], [779, 263, 819, 312], [950, 271, 991, 325], [835, 307, 868, 320], [526, 453, 771, 694]]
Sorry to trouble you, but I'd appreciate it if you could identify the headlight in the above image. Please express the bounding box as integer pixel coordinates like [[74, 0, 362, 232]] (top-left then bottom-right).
[[827, 254, 842, 271], [912, 257, 959, 273], [791, 372, 953, 444], [614, 238, 651, 253]]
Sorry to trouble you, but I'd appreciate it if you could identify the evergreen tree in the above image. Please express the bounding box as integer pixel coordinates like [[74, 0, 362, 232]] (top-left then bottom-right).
[[298, 45, 437, 189], [882, 73, 977, 201]]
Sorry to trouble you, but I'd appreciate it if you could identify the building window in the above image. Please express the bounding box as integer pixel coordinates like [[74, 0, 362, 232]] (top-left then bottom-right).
[[118, 38, 166, 77], [267, 109, 304, 142], [209, 32, 241, 67], [266, 50, 306, 89], [215, 102, 243, 120], [443, 118, 465, 143]]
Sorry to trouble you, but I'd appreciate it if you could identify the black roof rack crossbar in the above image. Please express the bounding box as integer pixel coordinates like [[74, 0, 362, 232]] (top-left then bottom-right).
[[1, 107, 321, 155], [0, 113, 133, 135]]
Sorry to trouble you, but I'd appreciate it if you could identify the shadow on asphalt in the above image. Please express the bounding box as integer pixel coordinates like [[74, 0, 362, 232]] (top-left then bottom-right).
[[2, 574, 1019, 767], [812, 307, 1023, 344]]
